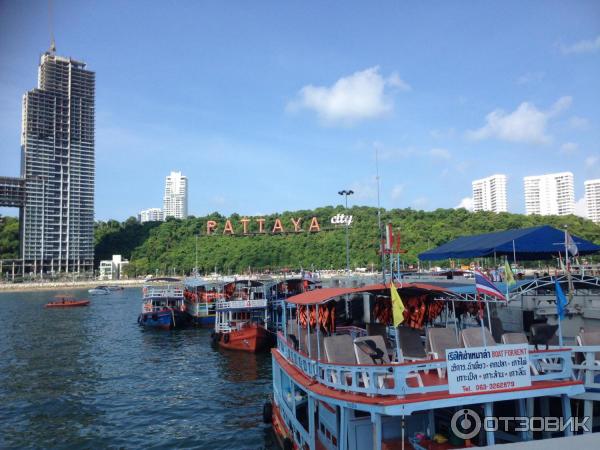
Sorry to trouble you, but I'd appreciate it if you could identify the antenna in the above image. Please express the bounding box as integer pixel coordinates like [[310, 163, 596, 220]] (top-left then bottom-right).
[[48, 0, 56, 54]]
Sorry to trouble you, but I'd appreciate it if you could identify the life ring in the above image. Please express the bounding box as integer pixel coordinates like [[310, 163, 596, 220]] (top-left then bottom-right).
[[223, 333, 230, 344]]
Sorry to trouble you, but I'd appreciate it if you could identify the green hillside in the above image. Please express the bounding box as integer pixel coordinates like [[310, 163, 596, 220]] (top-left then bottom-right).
[[2, 208, 599, 276], [94, 206, 600, 276]]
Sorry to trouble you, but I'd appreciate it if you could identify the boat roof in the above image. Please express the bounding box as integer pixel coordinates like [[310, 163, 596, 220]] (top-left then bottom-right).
[[285, 282, 452, 305], [419, 225, 600, 261], [144, 277, 181, 283]]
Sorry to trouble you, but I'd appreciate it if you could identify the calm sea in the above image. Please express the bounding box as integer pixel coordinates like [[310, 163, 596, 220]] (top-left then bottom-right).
[[0, 287, 276, 449]]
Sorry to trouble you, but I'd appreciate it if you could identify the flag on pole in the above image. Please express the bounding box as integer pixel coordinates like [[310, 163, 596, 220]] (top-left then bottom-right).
[[504, 260, 515, 286], [390, 283, 405, 327], [566, 232, 579, 257], [474, 270, 507, 301], [555, 280, 568, 320]]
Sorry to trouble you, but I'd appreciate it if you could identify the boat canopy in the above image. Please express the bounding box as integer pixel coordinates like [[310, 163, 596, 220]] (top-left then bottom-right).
[[418, 225, 600, 261], [285, 282, 451, 305]]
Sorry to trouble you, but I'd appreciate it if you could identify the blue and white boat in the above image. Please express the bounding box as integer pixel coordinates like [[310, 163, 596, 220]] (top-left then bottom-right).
[[138, 278, 189, 330]]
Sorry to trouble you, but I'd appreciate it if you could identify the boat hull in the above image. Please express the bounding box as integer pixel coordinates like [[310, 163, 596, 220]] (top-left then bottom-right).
[[188, 314, 216, 327], [138, 309, 188, 330], [218, 324, 270, 352], [45, 300, 90, 308]]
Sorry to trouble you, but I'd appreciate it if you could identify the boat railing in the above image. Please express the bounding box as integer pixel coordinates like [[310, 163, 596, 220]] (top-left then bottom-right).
[[276, 334, 577, 398], [216, 299, 268, 310], [559, 345, 600, 399], [143, 286, 184, 299]]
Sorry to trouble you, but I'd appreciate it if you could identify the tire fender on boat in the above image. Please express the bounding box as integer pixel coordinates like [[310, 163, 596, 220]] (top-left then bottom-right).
[[262, 401, 272, 424], [223, 333, 230, 344]]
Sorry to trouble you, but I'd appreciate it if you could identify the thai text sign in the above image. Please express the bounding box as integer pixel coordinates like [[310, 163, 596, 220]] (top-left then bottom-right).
[[446, 344, 531, 395]]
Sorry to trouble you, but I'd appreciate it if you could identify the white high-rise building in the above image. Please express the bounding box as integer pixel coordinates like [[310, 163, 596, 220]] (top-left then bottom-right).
[[163, 171, 188, 219], [524, 172, 575, 216], [139, 208, 163, 223], [585, 179, 600, 224], [472, 174, 507, 213]]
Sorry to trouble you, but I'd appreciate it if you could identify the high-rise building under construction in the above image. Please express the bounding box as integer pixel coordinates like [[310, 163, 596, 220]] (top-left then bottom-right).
[[18, 50, 95, 273]]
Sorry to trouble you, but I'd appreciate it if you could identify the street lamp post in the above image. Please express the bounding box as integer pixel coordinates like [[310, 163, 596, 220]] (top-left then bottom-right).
[[337, 190, 354, 273]]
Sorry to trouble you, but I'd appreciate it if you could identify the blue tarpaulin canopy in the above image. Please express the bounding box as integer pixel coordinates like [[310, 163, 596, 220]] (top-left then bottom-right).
[[418, 225, 600, 261]]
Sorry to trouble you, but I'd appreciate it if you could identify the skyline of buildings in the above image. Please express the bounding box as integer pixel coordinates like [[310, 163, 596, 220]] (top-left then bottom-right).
[[524, 172, 575, 217], [138, 171, 188, 223], [467, 171, 600, 222], [585, 179, 600, 224], [472, 174, 507, 213]]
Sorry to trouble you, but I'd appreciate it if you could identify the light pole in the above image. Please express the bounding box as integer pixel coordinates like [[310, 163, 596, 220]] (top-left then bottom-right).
[[338, 190, 354, 273]]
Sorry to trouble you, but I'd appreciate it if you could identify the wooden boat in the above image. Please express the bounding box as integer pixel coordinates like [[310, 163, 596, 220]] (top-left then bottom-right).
[[44, 298, 90, 308], [138, 277, 189, 330], [267, 282, 597, 450], [217, 321, 270, 352], [213, 279, 276, 353], [183, 278, 226, 327]]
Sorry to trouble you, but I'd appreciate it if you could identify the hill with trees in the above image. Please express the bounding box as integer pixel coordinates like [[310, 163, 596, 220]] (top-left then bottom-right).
[[93, 206, 600, 277], [2, 208, 599, 277]]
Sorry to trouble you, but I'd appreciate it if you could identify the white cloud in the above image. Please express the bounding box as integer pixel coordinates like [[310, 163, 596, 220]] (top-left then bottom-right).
[[466, 96, 572, 144], [516, 71, 545, 85], [428, 148, 451, 160], [455, 197, 474, 211], [569, 116, 590, 130], [288, 66, 409, 125], [560, 142, 578, 154], [585, 155, 599, 168], [574, 198, 587, 218], [560, 35, 600, 54], [390, 184, 404, 200]]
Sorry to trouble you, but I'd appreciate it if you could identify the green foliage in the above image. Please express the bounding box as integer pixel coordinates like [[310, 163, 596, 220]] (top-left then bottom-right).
[[0, 215, 20, 259], [122, 207, 600, 275], [2, 208, 600, 274]]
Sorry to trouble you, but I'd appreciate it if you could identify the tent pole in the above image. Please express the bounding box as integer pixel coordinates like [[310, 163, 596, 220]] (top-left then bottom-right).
[[451, 300, 459, 341]]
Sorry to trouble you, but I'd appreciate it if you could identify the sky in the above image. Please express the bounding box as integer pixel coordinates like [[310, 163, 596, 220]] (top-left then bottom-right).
[[0, 0, 599, 221]]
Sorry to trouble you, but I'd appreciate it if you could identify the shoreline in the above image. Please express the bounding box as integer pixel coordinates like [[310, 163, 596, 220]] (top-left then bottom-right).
[[0, 279, 145, 293]]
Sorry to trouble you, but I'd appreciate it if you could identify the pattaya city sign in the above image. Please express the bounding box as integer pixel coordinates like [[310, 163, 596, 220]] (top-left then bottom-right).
[[330, 213, 353, 226], [206, 217, 321, 235]]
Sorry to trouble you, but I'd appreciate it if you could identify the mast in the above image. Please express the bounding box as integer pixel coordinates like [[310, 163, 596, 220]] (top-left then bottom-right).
[[375, 147, 385, 283]]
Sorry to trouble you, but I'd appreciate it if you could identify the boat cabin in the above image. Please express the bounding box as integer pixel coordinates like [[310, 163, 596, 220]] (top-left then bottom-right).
[[271, 282, 593, 450]]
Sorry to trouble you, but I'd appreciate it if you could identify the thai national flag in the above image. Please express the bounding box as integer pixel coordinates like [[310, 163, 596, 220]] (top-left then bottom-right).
[[474, 270, 507, 301]]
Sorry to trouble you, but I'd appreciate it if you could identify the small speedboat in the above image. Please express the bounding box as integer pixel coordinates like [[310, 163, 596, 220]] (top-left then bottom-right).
[[88, 286, 110, 295], [45, 295, 90, 308]]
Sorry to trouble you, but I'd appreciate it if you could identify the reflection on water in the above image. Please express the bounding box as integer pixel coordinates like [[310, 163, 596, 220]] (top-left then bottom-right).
[[0, 288, 275, 449]]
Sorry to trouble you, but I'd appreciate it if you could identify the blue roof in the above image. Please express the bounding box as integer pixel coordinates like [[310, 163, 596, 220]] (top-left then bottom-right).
[[419, 225, 600, 261]]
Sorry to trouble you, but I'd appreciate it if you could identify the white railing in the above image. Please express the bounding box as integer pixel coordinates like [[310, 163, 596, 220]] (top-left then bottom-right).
[[216, 299, 268, 310], [276, 334, 581, 398], [143, 286, 183, 299]]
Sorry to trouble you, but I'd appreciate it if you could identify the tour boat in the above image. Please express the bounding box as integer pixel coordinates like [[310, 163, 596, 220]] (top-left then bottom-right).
[[213, 278, 277, 352], [267, 282, 599, 450], [138, 278, 188, 330], [183, 278, 225, 327], [45, 295, 90, 308]]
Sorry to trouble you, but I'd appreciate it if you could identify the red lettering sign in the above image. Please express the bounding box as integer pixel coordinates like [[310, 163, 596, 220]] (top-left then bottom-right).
[[291, 218, 302, 232], [223, 220, 234, 235], [272, 218, 284, 233], [308, 217, 320, 232], [206, 220, 217, 235]]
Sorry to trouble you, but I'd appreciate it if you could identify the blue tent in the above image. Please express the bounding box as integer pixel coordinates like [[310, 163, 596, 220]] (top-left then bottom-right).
[[418, 225, 600, 261]]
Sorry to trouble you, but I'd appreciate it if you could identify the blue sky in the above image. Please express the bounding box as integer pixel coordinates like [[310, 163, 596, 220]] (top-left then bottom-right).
[[1, 0, 599, 221]]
